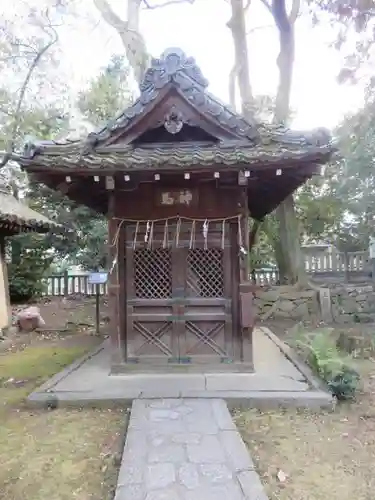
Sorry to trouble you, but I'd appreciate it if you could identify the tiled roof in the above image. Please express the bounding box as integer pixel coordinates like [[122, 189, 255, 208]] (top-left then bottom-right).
[[18, 48, 335, 172], [0, 178, 55, 233], [19, 140, 333, 171]]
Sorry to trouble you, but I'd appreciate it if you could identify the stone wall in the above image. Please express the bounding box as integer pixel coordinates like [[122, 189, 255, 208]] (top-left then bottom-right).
[[253, 284, 375, 323], [254, 286, 320, 321], [330, 285, 375, 324]]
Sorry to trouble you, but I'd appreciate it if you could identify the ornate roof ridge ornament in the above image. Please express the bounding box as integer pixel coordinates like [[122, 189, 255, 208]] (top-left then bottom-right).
[[164, 107, 184, 134], [140, 48, 209, 93]]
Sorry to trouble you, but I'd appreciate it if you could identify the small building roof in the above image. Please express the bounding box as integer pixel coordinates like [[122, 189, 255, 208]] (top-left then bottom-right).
[[16, 48, 336, 219], [0, 175, 55, 235]]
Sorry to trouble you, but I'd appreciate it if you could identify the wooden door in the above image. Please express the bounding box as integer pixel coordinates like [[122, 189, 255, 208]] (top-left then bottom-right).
[[125, 222, 233, 365], [126, 223, 180, 364], [176, 244, 233, 364]]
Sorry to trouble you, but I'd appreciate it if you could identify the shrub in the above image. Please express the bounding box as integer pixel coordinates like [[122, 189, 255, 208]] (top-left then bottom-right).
[[291, 327, 360, 400], [7, 233, 53, 303]]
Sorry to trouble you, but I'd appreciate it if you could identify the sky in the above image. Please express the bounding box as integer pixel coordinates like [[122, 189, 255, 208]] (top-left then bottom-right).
[[1, 0, 366, 131], [55, 0, 365, 131]]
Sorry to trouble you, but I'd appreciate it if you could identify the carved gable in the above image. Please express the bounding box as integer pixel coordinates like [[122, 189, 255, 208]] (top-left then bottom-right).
[[91, 48, 259, 148]]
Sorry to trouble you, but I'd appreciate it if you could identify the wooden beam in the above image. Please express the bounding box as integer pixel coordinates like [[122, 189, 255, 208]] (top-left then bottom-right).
[[107, 191, 125, 367]]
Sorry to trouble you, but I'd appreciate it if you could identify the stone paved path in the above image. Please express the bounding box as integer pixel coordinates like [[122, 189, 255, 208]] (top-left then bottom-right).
[[115, 398, 268, 500]]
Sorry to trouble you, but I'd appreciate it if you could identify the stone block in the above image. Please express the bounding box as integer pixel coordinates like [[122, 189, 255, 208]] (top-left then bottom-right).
[[335, 314, 352, 324], [219, 430, 255, 472], [115, 484, 144, 500], [148, 444, 186, 464], [290, 302, 309, 318], [256, 290, 280, 302], [178, 463, 200, 489], [277, 300, 296, 312], [145, 489, 180, 500], [205, 374, 254, 392], [341, 300, 358, 314], [146, 463, 176, 490], [237, 470, 269, 500], [200, 464, 233, 483], [122, 430, 148, 464], [187, 435, 226, 464], [211, 399, 237, 431], [117, 463, 143, 486], [172, 433, 201, 444], [184, 482, 244, 500], [274, 310, 293, 319]]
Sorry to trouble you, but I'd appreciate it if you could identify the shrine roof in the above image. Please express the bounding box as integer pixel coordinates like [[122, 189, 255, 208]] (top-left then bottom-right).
[[0, 175, 55, 235], [17, 48, 335, 173], [18, 139, 333, 172]]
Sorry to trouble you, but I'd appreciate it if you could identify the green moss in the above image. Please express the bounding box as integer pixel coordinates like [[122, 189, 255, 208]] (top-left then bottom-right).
[[0, 345, 88, 407]]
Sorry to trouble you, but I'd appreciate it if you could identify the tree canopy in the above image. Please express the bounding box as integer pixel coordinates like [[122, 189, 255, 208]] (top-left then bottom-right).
[[0, 0, 374, 285]]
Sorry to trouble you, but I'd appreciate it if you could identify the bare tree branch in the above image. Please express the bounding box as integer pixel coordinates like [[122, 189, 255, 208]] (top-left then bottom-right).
[[259, 0, 271, 13], [246, 23, 273, 35], [259, 0, 299, 24], [229, 63, 237, 109], [0, 16, 59, 169], [93, 0, 125, 30], [288, 0, 300, 24], [244, 0, 252, 11], [93, 0, 150, 85], [142, 0, 195, 9]]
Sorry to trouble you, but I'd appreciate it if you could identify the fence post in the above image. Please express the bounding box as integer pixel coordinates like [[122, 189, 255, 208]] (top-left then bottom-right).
[[343, 252, 349, 283], [63, 270, 69, 297]]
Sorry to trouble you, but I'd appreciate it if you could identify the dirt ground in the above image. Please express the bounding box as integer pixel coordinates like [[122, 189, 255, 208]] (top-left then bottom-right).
[[11, 296, 110, 331], [236, 322, 375, 500], [0, 301, 125, 500], [1, 297, 110, 353]]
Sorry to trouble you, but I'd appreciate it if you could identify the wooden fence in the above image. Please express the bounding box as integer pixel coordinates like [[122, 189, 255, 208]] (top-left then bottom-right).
[[251, 251, 371, 286], [44, 251, 371, 296], [44, 272, 108, 297], [303, 250, 370, 285]]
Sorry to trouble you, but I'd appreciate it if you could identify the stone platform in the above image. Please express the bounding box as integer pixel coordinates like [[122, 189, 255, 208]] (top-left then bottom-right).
[[115, 398, 267, 500], [27, 327, 332, 409]]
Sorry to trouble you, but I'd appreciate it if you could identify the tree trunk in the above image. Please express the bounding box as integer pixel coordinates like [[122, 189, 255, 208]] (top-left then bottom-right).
[[93, 0, 149, 85], [227, 0, 254, 120], [11, 185, 22, 266], [270, 0, 305, 285]]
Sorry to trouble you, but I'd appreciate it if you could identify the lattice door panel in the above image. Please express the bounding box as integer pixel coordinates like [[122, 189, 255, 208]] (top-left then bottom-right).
[[132, 321, 173, 357], [182, 320, 228, 357], [186, 248, 224, 298], [133, 248, 172, 299]]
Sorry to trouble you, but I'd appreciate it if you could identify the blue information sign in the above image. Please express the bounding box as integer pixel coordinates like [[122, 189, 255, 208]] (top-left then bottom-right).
[[88, 272, 108, 285]]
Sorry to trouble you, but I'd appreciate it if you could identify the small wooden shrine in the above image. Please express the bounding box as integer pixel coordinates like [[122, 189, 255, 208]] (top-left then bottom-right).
[[0, 174, 54, 331], [18, 48, 334, 372]]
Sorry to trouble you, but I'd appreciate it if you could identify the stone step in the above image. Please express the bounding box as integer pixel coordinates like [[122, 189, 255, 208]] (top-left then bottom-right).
[[115, 398, 268, 500]]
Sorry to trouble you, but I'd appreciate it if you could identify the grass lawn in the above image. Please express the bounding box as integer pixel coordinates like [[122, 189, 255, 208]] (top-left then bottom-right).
[[0, 335, 125, 500], [235, 334, 375, 500]]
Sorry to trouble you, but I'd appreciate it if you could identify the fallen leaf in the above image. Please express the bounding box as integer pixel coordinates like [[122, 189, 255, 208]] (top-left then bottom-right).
[[277, 469, 287, 483]]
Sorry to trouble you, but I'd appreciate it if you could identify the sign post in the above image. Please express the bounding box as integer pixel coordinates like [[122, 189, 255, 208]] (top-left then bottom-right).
[[369, 237, 375, 289], [88, 272, 108, 334]]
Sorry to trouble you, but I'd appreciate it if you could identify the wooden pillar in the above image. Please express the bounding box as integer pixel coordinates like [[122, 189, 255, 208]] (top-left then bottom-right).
[[239, 282, 255, 370], [107, 191, 125, 369], [0, 237, 11, 330], [238, 185, 253, 370]]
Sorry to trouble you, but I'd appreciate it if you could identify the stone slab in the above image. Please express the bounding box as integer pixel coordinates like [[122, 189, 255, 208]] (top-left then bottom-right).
[[205, 373, 308, 392], [258, 327, 327, 392], [27, 328, 332, 410], [114, 398, 267, 500], [27, 389, 332, 411]]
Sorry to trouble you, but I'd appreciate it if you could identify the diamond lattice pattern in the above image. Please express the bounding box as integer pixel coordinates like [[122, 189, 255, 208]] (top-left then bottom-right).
[[187, 248, 224, 298], [134, 249, 172, 298]]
